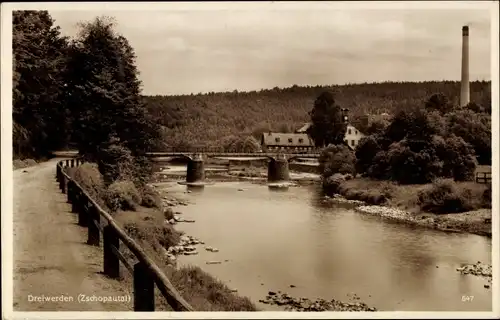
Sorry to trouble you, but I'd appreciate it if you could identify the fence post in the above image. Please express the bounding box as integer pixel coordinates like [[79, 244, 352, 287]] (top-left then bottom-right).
[[71, 159, 75, 167], [87, 204, 100, 246], [133, 262, 155, 311], [71, 188, 78, 213], [103, 225, 120, 279], [67, 180, 73, 203], [56, 163, 61, 181], [61, 175, 67, 194], [78, 192, 88, 227], [65, 159, 69, 167]]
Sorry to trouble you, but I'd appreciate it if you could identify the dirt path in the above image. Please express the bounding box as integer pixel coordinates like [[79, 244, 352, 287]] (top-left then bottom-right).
[[13, 159, 132, 311]]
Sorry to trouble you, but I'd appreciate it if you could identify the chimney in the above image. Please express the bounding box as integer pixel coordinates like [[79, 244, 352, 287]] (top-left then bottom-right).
[[460, 25, 470, 107]]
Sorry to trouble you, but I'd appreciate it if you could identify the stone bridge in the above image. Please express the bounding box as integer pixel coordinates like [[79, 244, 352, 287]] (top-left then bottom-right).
[[146, 149, 321, 184]]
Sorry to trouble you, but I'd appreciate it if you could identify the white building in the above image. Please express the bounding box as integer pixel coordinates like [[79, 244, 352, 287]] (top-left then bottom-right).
[[295, 122, 365, 150], [344, 124, 365, 150]]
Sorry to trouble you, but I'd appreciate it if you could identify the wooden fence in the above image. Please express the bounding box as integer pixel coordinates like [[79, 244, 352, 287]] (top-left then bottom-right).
[[475, 172, 492, 184], [56, 159, 194, 311]]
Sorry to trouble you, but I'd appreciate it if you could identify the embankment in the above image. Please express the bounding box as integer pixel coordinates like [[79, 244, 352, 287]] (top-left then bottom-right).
[[66, 163, 257, 311], [321, 176, 492, 237]]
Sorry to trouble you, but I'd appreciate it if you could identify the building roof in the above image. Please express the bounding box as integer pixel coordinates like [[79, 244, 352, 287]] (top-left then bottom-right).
[[295, 123, 311, 133], [261, 132, 315, 147]]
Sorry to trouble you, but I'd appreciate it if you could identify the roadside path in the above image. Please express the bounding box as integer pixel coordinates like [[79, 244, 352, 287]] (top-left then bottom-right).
[[13, 159, 132, 311]]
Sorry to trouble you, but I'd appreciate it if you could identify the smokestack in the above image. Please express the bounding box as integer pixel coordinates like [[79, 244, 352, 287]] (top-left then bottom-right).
[[460, 25, 470, 107]]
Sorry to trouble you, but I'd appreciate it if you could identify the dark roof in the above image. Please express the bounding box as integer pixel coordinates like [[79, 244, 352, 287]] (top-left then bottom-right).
[[261, 132, 314, 147]]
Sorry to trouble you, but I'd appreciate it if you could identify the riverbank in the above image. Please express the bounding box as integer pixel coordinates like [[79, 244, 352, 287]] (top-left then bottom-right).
[[322, 176, 492, 238], [66, 164, 257, 311]]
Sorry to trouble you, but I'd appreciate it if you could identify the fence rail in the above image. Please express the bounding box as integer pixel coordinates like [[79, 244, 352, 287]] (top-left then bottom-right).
[[149, 147, 324, 154], [56, 159, 194, 311], [475, 172, 492, 184]]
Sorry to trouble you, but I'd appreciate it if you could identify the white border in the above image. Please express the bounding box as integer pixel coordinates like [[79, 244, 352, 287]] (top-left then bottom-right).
[[1, 1, 499, 319]]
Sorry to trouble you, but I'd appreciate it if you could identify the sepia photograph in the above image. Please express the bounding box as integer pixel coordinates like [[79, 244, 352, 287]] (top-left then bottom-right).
[[1, 1, 498, 318]]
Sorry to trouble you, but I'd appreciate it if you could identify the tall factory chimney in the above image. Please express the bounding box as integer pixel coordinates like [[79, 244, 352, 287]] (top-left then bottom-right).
[[460, 25, 470, 107]]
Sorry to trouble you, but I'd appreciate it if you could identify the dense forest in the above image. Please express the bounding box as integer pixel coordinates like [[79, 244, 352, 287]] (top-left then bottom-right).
[[144, 81, 491, 150], [12, 10, 491, 159]]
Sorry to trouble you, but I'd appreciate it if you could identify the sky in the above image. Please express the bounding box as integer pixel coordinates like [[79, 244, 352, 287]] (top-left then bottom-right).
[[44, 1, 493, 96]]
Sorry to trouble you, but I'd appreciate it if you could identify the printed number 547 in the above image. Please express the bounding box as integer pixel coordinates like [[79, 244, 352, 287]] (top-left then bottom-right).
[[462, 295, 474, 302]]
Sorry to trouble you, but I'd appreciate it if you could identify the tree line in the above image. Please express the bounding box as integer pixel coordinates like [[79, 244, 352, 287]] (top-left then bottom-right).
[[318, 90, 491, 185], [144, 81, 490, 150], [13, 10, 492, 188], [13, 11, 161, 189]]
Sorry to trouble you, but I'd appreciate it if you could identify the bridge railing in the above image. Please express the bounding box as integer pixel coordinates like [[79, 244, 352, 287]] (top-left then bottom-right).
[[149, 147, 324, 155], [56, 159, 194, 311]]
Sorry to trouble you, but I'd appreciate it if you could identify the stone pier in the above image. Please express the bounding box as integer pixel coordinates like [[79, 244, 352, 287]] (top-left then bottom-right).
[[186, 154, 205, 184], [267, 155, 290, 183]]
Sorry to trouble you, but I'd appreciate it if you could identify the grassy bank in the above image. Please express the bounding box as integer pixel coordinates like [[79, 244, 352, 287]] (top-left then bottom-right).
[[66, 163, 257, 311], [324, 176, 492, 237]]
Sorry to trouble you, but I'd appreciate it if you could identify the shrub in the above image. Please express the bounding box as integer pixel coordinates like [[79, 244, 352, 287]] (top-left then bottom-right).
[[97, 141, 135, 185], [337, 180, 394, 205], [72, 162, 105, 199], [141, 185, 162, 208], [171, 266, 257, 311], [319, 144, 356, 178], [123, 220, 181, 250], [322, 173, 345, 195], [164, 207, 175, 221], [417, 179, 477, 214], [104, 180, 142, 212]]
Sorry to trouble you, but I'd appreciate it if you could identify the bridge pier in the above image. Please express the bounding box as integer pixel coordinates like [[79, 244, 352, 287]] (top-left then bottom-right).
[[186, 155, 205, 184], [267, 158, 290, 183]]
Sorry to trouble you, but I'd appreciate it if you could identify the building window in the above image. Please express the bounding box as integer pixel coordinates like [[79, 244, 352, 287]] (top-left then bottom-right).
[[351, 140, 355, 146], [298, 138, 304, 143], [288, 138, 293, 143], [348, 128, 352, 135], [275, 137, 280, 143]]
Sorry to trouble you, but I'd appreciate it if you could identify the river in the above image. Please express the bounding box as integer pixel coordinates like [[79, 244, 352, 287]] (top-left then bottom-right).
[[154, 165, 492, 312]]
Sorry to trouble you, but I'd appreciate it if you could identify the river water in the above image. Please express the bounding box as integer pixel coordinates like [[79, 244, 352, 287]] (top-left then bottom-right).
[[155, 166, 492, 312]]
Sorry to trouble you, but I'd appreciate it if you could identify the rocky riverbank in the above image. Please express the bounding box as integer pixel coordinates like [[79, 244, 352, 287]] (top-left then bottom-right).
[[457, 262, 492, 288], [320, 193, 491, 237], [260, 291, 377, 312]]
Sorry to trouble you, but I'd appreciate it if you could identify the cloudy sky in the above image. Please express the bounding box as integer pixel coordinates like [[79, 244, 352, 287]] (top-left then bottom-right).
[[44, 1, 493, 95]]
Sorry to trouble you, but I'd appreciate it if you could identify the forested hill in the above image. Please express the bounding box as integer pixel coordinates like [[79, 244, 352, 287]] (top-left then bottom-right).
[[144, 80, 491, 149]]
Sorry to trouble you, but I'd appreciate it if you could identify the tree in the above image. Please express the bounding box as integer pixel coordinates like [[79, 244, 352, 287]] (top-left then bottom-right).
[[307, 91, 347, 147], [67, 16, 161, 185], [355, 135, 383, 174], [354, 95, 480, 184], [319, 144, 356, 178], [465, 102, 484, 113], [446, 109, 491, 165], [365, 118, 389, 135], [12, 10, 70, 158], [425, 93, 453, 114]]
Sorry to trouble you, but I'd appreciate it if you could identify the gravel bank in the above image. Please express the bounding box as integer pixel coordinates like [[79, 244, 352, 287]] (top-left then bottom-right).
[[260, 291, 377, 311]]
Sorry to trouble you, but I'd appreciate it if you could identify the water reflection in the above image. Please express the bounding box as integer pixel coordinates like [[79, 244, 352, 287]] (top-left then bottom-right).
[[186, 185, 205, 194]]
